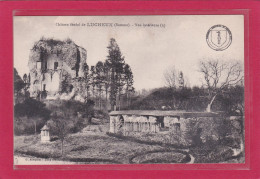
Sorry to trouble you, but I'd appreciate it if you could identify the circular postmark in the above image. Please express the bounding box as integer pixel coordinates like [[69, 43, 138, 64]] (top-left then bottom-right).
[[206, 24, 232, 51]]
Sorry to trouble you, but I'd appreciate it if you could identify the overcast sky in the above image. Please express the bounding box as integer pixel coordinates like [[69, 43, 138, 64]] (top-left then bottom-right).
[[14, 15, 244, 90]]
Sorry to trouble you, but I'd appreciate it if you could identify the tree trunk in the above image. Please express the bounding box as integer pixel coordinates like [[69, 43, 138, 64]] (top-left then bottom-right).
[[100, 88, 102, 110], [126, 92, 129, 109], [61, 140, 64, 157], [206, 94, 217, 112], [34, 121, 37, 135], [87, 86, 90, 98], [105, 88, 108, 110], [118, 92, 121, 111]]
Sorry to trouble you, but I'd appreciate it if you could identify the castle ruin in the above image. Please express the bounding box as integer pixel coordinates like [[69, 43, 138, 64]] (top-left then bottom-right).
[[28, 38, 88, 101]]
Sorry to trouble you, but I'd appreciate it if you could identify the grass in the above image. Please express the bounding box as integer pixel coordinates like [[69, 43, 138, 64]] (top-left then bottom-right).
[[107, 132, 189, 149], [14, 130, 171, 164], [14, 124, 244, 164], [129, 149, 191, 164]]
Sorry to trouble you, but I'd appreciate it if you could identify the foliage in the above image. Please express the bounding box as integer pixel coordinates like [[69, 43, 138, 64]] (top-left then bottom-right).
[[85, 38, 134, 110], [129, 85, 244, 114], [50, 112, 71, 157], [48, 99, 95, 127], [14, 68, 30, 104], [14, 98, 50, 119], [14, 98, 51, 135], [106, 38, 126, 109], [47, 99, 94, 157], [14, 68, 25, 94], [183, 118, 203, 147]]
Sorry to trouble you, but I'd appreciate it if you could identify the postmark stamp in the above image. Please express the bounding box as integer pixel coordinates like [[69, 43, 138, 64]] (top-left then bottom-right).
[[206, 24, 232, 51]]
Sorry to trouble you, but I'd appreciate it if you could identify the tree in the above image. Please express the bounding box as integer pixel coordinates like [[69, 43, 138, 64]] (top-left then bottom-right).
[[103, 61, 110, 108], [14, 68, 26, 104], [164, 66, 178, 89], [199, 59, 243, 112], [14, 98, 51, 135], [124, 64, 134, 108], [95, 61, 105, 110], [215, 117, 232, 142], [89, 66, 96, 101], [83, 63, 90, 98], [178, 71, 185, 89], [49, 100, 94, 156], [106, 38, 125, 110], [184, 118, 203, 146], [164, 67, 188, 89], [51, 112, 71, 157]]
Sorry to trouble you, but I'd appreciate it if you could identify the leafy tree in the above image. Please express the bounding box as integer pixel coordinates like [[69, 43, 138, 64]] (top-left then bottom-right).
[[51, 112, 71, 157], [14, 68, 26, 104], [178, 71, 184, 89], [103, 61, 110, 107], [49, 99, 95, 156], [83, 63, 90, 98], [89, 66, 96, 101], [14, 98, 51, 135], [184, 118, 203, 146], [106, 38, 125, 110], [124, 64, 134, 108], [87, 38, 134, 110], [95, 61, 105, 109]]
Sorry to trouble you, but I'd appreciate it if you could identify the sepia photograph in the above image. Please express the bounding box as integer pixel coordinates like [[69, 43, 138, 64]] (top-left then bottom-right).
[[13, 15, 245, 165]]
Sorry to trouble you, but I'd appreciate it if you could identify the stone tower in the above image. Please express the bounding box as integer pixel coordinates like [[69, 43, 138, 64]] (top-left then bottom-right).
[[28, 38, 88, 101]]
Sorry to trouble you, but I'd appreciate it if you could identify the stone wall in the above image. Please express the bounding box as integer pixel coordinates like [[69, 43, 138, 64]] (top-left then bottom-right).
[[28, 38, 87, 101], [109, 114, 218, 139]]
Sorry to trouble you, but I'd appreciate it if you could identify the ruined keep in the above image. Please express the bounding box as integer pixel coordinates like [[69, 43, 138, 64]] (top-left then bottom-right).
[[28, 38, 88, 101]]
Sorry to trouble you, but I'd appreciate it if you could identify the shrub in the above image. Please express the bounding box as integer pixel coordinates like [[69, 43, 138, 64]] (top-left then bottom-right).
[[14, 98, 51, 135]]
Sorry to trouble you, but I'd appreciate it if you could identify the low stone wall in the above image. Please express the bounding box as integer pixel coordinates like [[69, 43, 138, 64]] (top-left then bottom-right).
[[109, 114, 185, 134], [109, 112, 220, 141]]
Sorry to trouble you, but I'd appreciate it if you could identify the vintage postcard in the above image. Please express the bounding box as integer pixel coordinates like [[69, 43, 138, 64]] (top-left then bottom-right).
[[13, 15, 245, 165]]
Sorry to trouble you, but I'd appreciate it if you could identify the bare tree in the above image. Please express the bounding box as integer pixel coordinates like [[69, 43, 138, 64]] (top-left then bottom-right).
[[199, 59, 243, 112], [164, 67, 188, 89], [164, 66, 178, 89]]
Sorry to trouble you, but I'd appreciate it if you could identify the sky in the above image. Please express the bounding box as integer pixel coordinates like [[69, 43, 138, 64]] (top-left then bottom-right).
[[14, 15, 244, 90]]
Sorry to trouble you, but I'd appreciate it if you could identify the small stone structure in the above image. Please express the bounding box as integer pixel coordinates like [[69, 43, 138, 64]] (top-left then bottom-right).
[[109, 110, 220, 135], [41, 124, 50, 142]]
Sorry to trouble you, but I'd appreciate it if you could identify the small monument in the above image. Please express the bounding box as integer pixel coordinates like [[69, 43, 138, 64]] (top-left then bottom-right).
[[41, 124, 50, 142]]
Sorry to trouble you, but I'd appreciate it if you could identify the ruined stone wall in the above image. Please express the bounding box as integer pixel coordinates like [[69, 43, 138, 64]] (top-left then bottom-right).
[[28, 38, 87, 100], [109, 114, 219, 138]]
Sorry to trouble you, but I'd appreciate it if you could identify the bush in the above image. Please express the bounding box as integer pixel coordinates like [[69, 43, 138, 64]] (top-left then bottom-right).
[[14, 98, 51, 135], [93, 110, 109, 121], [14, 117, 47, 135], [46, 99, 96, 135]]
